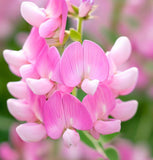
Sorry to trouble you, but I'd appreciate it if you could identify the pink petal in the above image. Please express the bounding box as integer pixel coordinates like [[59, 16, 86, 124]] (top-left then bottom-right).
[[60, 42, 84, 87], [7, 99, 36, 122], [21, 2, 46, 27], [23, 27, 46, 62], [110, 67, 138, 95], [26, 78, 54, 95], [83, 84, 115, 122], [63, 129, 80, 147], [109, 36, 131, 66], [20, 64, 39, 79], [39, 18, 61, 38], [3, 49, 27, 67], [36, 46, 60, 78], [46, 0, 63, 17], [59, 0, 68, 43], [111, 99, 138, 121], [43, 92, 65, 139], [94, 120, 121, 135], [63, 93, 93, 130], [83, 40, 109, 81], [7, 81, 29, 99], [81, 78, 99, 95], [9, 65, 21, 77], [16, 123, 46, 142]]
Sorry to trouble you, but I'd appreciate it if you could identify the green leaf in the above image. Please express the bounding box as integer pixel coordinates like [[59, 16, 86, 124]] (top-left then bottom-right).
[[77, 130, 95, 149], [70, 28, 82, 42], [71, 5, 79, 14], [105, 147, 119, 160], [100, 132, 120, 143]]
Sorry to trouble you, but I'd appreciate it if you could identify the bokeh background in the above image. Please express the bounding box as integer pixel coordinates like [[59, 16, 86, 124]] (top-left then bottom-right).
[[0, 0, 153, 159]]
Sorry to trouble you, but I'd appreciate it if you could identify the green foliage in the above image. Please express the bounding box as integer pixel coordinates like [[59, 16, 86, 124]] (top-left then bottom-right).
[[105, 147, 119, 160], [70, 28, 82, 42]]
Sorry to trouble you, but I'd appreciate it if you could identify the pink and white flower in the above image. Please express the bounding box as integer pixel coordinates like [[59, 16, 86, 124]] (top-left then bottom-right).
[[21, 0, 68, 43]]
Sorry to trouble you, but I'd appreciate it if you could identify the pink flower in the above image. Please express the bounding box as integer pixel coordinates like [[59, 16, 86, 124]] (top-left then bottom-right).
[[105, 36, 138, 96], [60, 40, 109, 95], [21, 0, 68, 43], [83, 84, 121, 139], [0, 124, 51, 160], [67, 0, 94, 17], [43, 91, 93, 145], [115, 139, 153, 160]]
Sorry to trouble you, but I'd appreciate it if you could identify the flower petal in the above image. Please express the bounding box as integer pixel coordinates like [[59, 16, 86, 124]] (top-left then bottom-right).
[[83, 40, 109, 81], [94, 120, 121, 135], [16, 123, 46, 142], [20, 64, 39, 79], [81, 78, 99, 95], [60, 42, 84, 87], [36, 46, 60, 78], [21, 2, 46, 27], [3, 50, 27, 67], [23, 27, 46, 62], [43, 92, 65, 139], [83, 84, 115, 122], [39, 18, 61, 38], [7, 81, 29, 99], [110, 67, 138, 95], [59, 0, 68, 43], [63, 93, 93, 130], [63, 129, 80, 147], [109, 36, 131, 66], [111, 99, 138, 121], [26, 78, 53, 95], [7, 99, 36, 122], [46, 0, 63, 17]]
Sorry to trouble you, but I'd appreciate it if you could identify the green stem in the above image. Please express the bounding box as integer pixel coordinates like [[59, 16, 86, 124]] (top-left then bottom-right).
[[77, 17, 83, 34], [83, 131, 107, 159]]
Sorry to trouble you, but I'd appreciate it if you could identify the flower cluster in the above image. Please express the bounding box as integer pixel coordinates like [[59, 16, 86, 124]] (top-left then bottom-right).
[[3, 0, 138, 152]]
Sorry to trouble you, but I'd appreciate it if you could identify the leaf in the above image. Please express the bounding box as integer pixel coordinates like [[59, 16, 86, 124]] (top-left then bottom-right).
[[105, 147, 119, 160], [100, 132, 120, 143], [70, 29, 82, 42], [77, 130, 95, 149]]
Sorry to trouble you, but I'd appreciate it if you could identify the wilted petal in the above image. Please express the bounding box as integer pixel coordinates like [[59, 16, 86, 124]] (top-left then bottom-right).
[[83, 40, 109, 81], [81, 78, 99, 95], [110, 67, 138, 95], [63, 129, 80, 147], [111, 99, 138, 121], [16, 123, 46, 142], [60, 42, 84, 87], [7, 81, 29, 99], [21, 2, 46, 27], [7, 99, 36, 122], [108, 36, 131, 66], [26, 78, 54, 95], [94, 120, 121, 135]]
